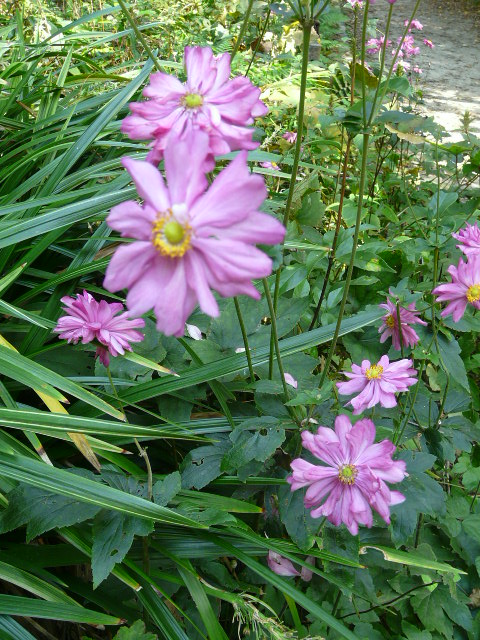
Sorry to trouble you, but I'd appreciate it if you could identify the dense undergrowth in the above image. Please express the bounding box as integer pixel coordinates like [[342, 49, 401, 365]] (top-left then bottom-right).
[[1, 0, 480, 639]]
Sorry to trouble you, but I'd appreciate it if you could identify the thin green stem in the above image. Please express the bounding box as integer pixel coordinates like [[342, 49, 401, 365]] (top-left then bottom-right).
[[116, 0, 162, 71], [262, 279, 291, 402], [231, 0, 254, 61], [368, 3, 393, 119], [234, 296, 255, 383], [268, 18, 312, 375], [359, 0, 370, 126], [318, 132, 371, 389], [367, 0, 422, 128], [394, 359, 425, 445], [245, 4, 271, 76], [395, 299, 405, 359]]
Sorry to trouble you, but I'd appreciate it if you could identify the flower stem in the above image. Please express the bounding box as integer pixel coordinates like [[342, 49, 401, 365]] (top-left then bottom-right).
[[318, 132, 370, 389], [263, 279, 290, 402], [231, 0, 254, 61], [116, 0, 162, 72], [268, 17, 312, 375], [234, 296, 255, 383]]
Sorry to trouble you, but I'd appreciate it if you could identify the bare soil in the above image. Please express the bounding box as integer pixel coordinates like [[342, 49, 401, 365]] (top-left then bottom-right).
[[369, 0, 480, 141]]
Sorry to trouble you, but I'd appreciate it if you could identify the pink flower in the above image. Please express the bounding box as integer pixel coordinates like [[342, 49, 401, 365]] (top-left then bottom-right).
[[452, 222, 480, 256], [260, 161, 281, 171], [103, 130, 285, 336], [284, 372, 298, 388], [366, 36, 391, 55], [423, 38, 434, 48], [337, 355, 417, 414], [378, 296, 427, 350], [282, 131, 297, 144], [288, 416, 406, 535], [267, 551, 314, 581], [413, 66, 423, 74], [54, 291, 145, 367], [122, 46, 267, 165], [433, 255, 480, 321], [346, 0, 364, 7], [405, 18, 423, 30]]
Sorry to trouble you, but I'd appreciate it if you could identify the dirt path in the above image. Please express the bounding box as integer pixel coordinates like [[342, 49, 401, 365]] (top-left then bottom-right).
[[369, 0, 480, 141]]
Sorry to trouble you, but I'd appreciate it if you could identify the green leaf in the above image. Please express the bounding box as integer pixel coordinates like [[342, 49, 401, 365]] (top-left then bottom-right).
[[0, 470, 101, 541], [359, 545, 464, 577], [0, 451, 203, 529], [181, 435, 232, 490], [113, 620, 157, 640], [391, 451, 446, 544], [222, 417, 285, 473], [92, 510, 153, 588], [0, 596, 122, 625], [278, 483, 319, 551], [153, 472, 182, 507]]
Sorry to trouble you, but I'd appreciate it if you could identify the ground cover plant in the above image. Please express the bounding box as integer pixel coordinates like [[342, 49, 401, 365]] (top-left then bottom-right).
[[1, 0, 480, 638]]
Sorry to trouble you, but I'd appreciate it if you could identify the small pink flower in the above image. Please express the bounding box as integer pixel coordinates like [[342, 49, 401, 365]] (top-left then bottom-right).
[[282, 131, 297, 144], [267, 551, 314, 581], [103, 130, 285, 336], [260, 161, 281, 171], [413, 66, 423, 74], [346, 0, 364, 7], [378, 296, 427, 351], [54, 291, 144, 367], [405, 19, 423, 30], [122, 46, 267, 165], [288, 416, 406, 535], [284, 372, 298, 389], [423, 38, 434, 48], [337, 356, 417, 414], [433, 255, 480, 322], [366, 36, 391, 55], [452, 222, 480, 256]]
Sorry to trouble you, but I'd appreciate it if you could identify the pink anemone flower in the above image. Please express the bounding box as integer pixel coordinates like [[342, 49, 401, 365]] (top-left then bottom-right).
[[433, 255, 480, 321], [54, 291, 144, 367], [452, 221, 480, 256], [103, 130, 285, 336], [267, 551, 314, 581], [282, 131, 297, 144], [336, 355, 417, 415], [378, 296, 427, 350], [122, 46, 267, 165], [288, 416, 406, 535]]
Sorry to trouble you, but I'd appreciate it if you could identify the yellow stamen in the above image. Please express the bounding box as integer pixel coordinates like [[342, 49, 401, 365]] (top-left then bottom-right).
[[182, 93, 204, 109], [152, 212, 191, 258], [365, 364, 383, 380], [466, 284, 480, 303], [385, 314, 395, 328], [338, 464, 358, 485]]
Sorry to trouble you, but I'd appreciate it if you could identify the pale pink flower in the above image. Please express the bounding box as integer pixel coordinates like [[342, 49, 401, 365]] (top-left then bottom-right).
[[423, 38, 434, 48], [267, 551, 314, 581], [282, 131, 297, 144], [288, 416, 406, 535], [103, 130, 285, 336], [366, 36, 391, 55], [337, 355, 417, 414], [260, 161, 281, 171], [433, 255, 480, 322], [284, 372, 298, 389], [405, 19, 423, 30], [452, 221, 480, 256], [54, 291, 144, 367], [413, 66, 423, 74], [122, 46, 267, 165], [346, 0, 363, 7], [378, 296, 427, 351]]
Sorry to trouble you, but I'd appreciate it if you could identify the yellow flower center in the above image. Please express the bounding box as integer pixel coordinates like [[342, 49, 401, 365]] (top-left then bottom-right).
[[182, 93, 204, 109], [338, 464, 358, 485], [365, 364, 384, 380], [385, 314, 395, 328], [152, 212, 191, 258], [466, 284, 480, 303]]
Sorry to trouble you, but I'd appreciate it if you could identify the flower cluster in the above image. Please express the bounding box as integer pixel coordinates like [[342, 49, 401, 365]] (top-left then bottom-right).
[[105, 46, 285, 336]]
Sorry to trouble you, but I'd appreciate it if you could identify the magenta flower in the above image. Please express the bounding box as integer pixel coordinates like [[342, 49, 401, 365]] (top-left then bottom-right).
[[366, 36, 391, 55], [288, 416, 406, 535], [267, 551, 314, 581], [423, 38, 434, 48], [337, 355, 417, 414], [433, 255, 480, 321], [260, 161, 281, 171], [122, 46, 267, 164], [346, 0, 364, 7], [405, 19, 423, 30], [103, 130, 285, 336], [282, 131, 297, 144], [452, 221, 480, 256], [54, 291, 145, 367], [378, 296, 427, 351]]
